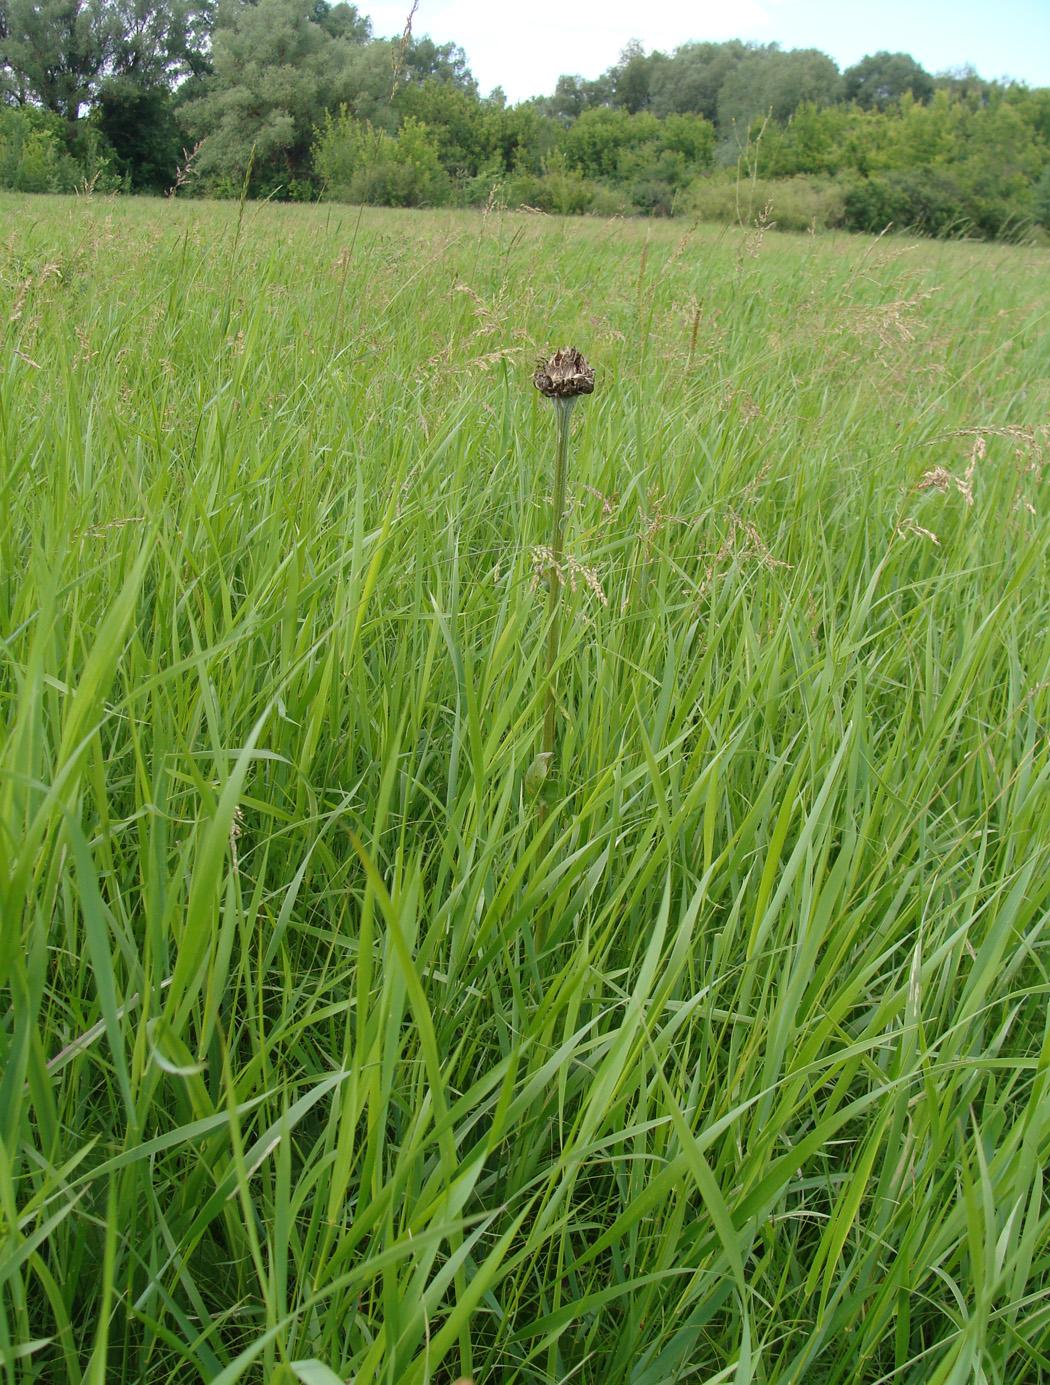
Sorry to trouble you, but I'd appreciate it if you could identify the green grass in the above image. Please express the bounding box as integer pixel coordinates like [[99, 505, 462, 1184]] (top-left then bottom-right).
[[2, 193, 1049, 1384]]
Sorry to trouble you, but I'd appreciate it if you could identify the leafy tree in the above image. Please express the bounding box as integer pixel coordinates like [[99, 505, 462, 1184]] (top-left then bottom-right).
[[608, 39, 664, 113], [561, 107, 649, 178], [659, 112, 717, 165], [109, 0, 212, 81], [544, 72, 610, 122], [1014, 85, 1050, 144], [650, 40, 749, 121], [1, 0, 210, 118], [1, 0, 112, 120], [933, 65, 997, 107], [181, 0, 373, 187], [718, 46, 842, 133], [396, 79, 490, 176], [93, 73, 182, 187], [844, 52, 934, 110], [747, 101, 854, 176], [311, 0, 368, 41], [401, 36, 476, 93], [480, 101, 557, 176]]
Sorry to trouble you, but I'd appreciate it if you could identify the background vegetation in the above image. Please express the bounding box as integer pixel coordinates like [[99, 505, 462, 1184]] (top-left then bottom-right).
[[2, 193, 1049, 1382], [2, 2, 1050, 239]]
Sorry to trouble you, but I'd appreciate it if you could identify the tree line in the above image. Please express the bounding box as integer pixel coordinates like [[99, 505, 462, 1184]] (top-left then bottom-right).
[[3, 0, 1049, 240]]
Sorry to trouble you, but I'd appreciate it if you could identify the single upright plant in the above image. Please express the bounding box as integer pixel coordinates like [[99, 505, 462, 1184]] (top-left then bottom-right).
[[532, 347, 595, 815]]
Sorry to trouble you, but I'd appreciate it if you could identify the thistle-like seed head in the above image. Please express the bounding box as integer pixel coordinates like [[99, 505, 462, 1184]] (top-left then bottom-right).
[[534, 347, 595, 400]]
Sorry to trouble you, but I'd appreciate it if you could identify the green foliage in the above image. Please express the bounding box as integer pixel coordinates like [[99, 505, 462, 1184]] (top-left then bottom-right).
[[182, 0, 377, 191], [0, 104, 121, 190], [607, 38, 665, 113], [718, 45, 843, 134], [1034, 164, 1050, 225], [93, 76, 184, 190], [311, 0, 369, 42], [2, 193, 1050, 1384], [650, 40, 749, 121], [314, 108, 449, 205], [545, 72, 612, 122], [843, 167, 979, 237], [560, 106, 714, 185], [561, 107, 653, 178], [720, 88, 1050, 240], [395, 80, 492, 176], [0, 0, 111, 120], [685, 171, 847, 230], [400, 34, 477, 93], [0, 107, 76, 190], [844, 51, 935, 109], [483, 102, 558, 175], [0, 0, 211, 119], [756, 102, 860, 177]]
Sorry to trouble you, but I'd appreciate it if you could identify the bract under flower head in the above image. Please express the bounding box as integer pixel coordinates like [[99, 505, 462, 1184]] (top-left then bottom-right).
[[534, 347, 595, 400]]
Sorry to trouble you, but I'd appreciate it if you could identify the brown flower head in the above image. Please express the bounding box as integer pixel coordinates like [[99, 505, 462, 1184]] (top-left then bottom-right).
[[534, 347, 595, 400]]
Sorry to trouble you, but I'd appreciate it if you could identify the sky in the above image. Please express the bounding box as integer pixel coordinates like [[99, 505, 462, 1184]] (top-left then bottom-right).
[[361, 0, 1050, 103]]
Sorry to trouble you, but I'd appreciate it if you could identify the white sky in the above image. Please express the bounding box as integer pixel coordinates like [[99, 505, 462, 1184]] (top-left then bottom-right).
[[361, 0, 1050, 102]]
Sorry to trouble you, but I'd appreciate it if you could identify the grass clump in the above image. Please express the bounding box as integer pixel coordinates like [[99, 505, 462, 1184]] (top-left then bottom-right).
[[1, 193, 1049, 1384]]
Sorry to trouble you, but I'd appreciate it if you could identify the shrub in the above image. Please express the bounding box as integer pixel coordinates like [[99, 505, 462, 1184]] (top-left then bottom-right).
[[1034, 165, 1050, 227], [315, 109, 450, 207], [685, 174, 847, 231], [842, 170, 966, 236], [0, 108, 82, 193]]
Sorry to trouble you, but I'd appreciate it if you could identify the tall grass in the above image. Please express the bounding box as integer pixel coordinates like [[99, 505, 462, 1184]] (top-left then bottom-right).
[[2, 194, 1049, 1384]]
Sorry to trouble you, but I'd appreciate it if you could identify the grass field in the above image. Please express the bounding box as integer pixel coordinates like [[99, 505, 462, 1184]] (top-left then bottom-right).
[[2, 193, 1050, 1384]]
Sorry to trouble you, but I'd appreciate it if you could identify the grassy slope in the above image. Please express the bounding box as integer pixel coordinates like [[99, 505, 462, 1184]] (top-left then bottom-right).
[[2, 194, 1050, 1384]]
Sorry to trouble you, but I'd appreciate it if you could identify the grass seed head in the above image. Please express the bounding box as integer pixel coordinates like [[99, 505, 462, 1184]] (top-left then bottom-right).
[[534, 347, 595, 399]]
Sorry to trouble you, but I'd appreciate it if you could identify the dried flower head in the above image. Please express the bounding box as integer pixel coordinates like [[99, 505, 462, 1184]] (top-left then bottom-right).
[[534, 347, 595, 400]]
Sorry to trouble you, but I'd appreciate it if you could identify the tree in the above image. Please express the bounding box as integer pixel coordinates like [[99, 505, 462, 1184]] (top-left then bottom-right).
[[608, 39, 664, 113], [933, 65, 996, 107], [844, 52, 933, 110], [1, 0, 112, 120], [650, 40, 748, 121], [93, 72, 182, 187], [401, 36, 475, 93], [480, 101, 556, 176], [537, 72, 610, 121], [396, 78, 489, 175], [181, 0, 374, 187], [311, 0, 368, 41], [717, 46, 842, 134], [1, 0, 211, 119]]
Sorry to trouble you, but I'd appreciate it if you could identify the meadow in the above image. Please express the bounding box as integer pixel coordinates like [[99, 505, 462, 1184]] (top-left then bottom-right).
[[2, 192, 1049, 1384]]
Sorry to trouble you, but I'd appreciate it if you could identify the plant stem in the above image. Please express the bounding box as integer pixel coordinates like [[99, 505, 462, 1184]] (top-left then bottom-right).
[[540, 397, 574, 821]]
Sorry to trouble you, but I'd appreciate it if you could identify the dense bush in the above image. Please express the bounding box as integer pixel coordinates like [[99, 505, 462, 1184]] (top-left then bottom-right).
[[1034, 165, 1050, 226], [685, 173, 847, 231], [0, 107, 123, 193], [314, 108, 450, 206], [842, 167, 1035, 240], [0, 107, 83, 192], [843, 169, 976, 237]]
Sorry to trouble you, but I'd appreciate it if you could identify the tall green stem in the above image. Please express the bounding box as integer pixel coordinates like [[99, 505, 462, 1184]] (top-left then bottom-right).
[[541, 397, 574, 811]]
